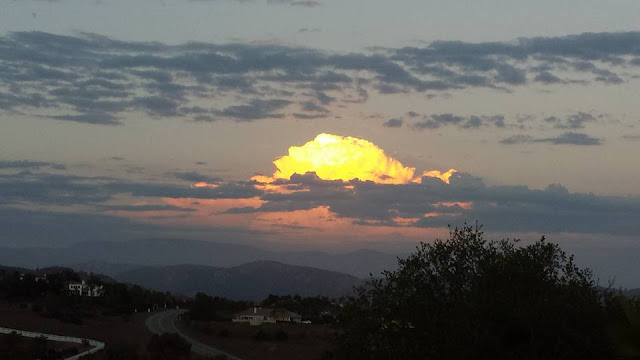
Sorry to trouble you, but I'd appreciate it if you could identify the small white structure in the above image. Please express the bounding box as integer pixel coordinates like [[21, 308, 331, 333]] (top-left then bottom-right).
[[68, 280, 104, 297], [233, 307, 302, 326]]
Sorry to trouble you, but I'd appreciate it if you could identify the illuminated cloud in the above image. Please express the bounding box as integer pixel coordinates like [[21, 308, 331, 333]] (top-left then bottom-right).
[[251, 133, 458, 187], [262, 133, 417, 184], [416, 169, 458, 184]]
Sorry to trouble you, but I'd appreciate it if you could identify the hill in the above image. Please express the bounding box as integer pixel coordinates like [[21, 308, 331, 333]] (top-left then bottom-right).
[[115, 261, 362, 300], [0, 238, 399, 278]]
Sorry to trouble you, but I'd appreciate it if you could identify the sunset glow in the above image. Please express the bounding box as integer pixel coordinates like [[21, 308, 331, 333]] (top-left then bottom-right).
[[253, 133, 457, 186]]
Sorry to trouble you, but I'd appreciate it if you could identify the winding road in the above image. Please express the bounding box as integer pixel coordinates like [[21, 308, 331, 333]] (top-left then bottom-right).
[[145, 309, 242, 360]]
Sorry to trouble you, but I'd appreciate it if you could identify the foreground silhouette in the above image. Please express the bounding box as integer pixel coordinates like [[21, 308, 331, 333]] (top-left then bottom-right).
[[334, 224, 616, 360]]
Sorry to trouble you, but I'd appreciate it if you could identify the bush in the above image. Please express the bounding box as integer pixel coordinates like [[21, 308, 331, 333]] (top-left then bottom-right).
[[217, 328, 230, 338]]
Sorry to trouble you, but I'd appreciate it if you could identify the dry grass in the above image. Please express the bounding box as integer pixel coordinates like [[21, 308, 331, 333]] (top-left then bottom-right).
[[0, 332, 92, 354], [0, 301, 152, 358], [178, 319, 336, 360]]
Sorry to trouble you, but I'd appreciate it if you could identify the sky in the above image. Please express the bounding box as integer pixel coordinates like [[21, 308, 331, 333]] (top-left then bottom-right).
[[1, 0, 640, 285]]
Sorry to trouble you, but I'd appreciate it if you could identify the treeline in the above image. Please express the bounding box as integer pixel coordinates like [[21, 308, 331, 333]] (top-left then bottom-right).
[[0, 267, 183, 324]]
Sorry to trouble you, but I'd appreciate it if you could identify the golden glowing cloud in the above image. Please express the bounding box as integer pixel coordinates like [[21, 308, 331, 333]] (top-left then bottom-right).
[[252, 133, 458, 186], [259, 133, 416, 184]]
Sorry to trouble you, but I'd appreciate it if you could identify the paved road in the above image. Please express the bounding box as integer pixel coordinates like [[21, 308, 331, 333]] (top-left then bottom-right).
[[145, 309, 242, 360]]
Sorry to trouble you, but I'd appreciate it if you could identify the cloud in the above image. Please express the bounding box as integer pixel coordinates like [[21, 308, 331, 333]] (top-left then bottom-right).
[[236, 172, 640, 237], [0, 160, 65, 170], [412, 113, 505, 130], [49, 112, 121, 125], [130, 96, 180, 117], [97, 204, 196, 212], [216, 99, 291, 121], [622, 134, 640, 141], [289, 0, 321, 7], [0, 206, 263, 247], [254, 133, 417, 184], [2, 149, 638, 250], [383, 118, 403, 128], [267, 0, 322, 6], [500, 134, 534, 145], [501, 132, 602, 146], [537, 132, 602, 145], [0, 172, 113, 205], [0, 171, 262, 206], [172, 171, 222, 183], [544, 112, 597, 130], [191, 0, 322, 5], [1, 31, 640, 125], [533, 71, 565, 84]]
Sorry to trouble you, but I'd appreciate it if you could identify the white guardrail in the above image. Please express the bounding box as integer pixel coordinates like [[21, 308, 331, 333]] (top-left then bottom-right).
[[0, 326, 105, 359]]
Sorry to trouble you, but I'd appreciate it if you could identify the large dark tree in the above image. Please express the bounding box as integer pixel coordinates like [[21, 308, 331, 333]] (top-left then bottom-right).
[[334, 224, 613, 360]]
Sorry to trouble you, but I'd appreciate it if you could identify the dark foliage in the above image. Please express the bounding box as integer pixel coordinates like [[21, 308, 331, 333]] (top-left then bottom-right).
[[334, 224, 615, 360], [605, 293, 640, 358], [187, 292, 252, 321], [0, 267, 182, 323]]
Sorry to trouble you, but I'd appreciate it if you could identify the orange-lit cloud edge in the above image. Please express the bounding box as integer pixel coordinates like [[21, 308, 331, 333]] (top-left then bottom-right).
[[112, 133, 469, 244]]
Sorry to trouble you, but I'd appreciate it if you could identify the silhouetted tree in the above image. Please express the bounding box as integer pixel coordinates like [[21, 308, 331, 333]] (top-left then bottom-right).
[[606, 293, 640, 358], [334, 224, 614, 360]]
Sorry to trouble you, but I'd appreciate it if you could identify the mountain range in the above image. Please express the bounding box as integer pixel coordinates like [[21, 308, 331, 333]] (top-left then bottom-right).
[[0, 238, 399, 278], [2, 259, 363, 300], [112, 261, 362, 300]]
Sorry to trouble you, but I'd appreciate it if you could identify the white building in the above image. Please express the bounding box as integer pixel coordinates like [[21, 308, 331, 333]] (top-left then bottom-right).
[[68, 280, 104, 297]]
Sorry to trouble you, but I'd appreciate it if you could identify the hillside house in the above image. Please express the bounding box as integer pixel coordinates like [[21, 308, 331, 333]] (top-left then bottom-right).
[[68, 280, 104, 297], [233, 307, 302, 326]]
